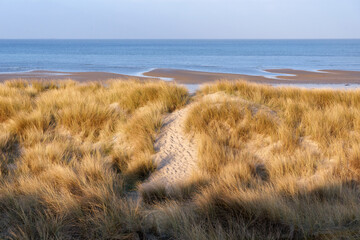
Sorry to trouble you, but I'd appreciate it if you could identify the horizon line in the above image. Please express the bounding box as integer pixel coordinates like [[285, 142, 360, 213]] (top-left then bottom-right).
[[1, 38, 360, 40]]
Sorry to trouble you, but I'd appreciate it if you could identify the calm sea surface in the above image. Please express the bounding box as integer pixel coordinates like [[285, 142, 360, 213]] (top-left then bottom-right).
[[0, 39, 359, 76]]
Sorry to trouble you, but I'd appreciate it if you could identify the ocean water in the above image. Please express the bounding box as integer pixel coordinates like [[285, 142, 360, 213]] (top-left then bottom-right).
[[0, 39, 360, 76]]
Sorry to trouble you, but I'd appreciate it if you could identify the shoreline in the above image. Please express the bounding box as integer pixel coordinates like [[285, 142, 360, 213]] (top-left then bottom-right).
[[0, 70, 140, 82], [0, 68, 360, 85], [143, 68, 360, 84]]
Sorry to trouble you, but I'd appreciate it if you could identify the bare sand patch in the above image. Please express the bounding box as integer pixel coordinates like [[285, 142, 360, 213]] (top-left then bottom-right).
[[142, 105, 198, 189]]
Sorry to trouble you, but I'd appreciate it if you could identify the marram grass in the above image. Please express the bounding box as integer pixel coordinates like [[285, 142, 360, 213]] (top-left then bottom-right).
[[1, 79, 360, 239]]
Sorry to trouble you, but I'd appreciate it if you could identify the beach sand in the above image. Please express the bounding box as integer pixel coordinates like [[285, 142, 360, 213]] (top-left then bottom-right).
[[266, 69, 360, 84], [144, 68, 360, 84], [141, 105, 198, 190], [1, 69, 360, 85], [0, 70, 137, 82], [143, 68, 273, 84]]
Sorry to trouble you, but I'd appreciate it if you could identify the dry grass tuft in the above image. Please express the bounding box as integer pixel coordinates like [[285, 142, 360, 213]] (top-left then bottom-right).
[[1, 78, 360, 239], [176, 81, 360, 239], [0, 79, 188, 239]]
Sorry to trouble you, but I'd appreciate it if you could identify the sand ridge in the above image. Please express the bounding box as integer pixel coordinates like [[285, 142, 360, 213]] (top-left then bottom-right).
[[142, 105, 198, 188]]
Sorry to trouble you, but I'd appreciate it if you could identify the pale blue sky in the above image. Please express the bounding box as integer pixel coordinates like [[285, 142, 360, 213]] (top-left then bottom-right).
[[0, 0, 359, 39]]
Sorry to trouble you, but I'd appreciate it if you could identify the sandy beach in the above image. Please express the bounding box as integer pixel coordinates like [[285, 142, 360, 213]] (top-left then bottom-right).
[[0, 70, 137, 82], [143, 68, 272, 84], [266, 69, 360, 84], [144, 68, 360, 84], [1, 68, 360, 85]]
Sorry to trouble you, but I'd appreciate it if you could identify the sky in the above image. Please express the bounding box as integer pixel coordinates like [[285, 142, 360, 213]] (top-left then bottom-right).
[[0, 0, 359, 39]]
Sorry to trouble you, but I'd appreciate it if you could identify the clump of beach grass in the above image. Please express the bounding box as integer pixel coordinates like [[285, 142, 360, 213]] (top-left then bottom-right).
[[174, 81, 360, 239], [0, 79, 188, 239], [1, 78, 360, 239]]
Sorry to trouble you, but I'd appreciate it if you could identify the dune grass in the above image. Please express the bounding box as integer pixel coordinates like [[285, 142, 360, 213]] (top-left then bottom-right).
[[1, 79, 360, 239], [174, 81, 360, 239], [0, 79, 188, 239]]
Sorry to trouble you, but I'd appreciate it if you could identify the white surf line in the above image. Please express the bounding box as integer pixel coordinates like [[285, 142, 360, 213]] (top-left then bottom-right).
[[261, 69, 339, 80], [260, 69, 296, 80], [136, 69, 200, 93], [135, 68, 174, 81]]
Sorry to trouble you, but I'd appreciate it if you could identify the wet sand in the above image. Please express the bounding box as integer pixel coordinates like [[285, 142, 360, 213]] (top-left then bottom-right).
[[266, 69, 360, 84], [143, 68, 273, 84], [1, 69, 360, 85], [144, 68, 360, 84], [0, 70, 142, 82]]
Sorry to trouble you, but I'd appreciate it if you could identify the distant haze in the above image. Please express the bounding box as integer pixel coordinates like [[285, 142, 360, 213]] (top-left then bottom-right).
[[0, 0, 359, 39]]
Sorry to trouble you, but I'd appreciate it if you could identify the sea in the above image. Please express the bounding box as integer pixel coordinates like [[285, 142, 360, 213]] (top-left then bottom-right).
[[0, 39, 360, 78]]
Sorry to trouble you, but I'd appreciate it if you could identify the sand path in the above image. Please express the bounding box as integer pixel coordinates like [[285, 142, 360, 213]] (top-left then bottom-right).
[[142, 105, 198, 188]]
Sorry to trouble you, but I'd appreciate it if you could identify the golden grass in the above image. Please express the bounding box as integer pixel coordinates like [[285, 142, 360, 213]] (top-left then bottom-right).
[[177, 81, 360, 239], [1, 78, 360, 239], [0, 79, 188, 239]]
